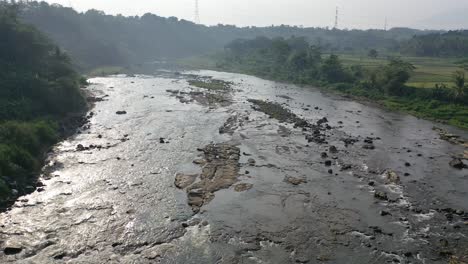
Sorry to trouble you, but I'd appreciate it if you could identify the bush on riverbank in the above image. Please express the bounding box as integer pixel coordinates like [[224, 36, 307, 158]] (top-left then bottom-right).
[[214, 36, 468, 129], [0, 3, 85, 207]]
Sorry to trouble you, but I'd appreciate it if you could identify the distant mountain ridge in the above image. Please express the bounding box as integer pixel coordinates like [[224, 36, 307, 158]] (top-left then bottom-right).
[[19, 1, 437, 70]]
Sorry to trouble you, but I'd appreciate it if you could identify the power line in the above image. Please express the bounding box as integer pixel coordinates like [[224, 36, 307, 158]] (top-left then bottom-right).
[[194, 0, 200, 24], [334, 6, 339, 29]]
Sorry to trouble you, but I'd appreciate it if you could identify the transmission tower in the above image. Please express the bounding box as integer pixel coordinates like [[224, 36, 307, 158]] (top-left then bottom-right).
[[334, 6, 339, 29], [384, 17, 388, 31], [194, 0, 200, 24]]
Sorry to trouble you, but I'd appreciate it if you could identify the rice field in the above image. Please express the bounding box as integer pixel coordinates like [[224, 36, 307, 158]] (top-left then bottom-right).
[[336, 54, 462, 88]]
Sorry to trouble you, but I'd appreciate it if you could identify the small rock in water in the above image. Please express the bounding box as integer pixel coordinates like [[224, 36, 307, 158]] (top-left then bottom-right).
[[116, 111, 127, 115], [384, 170, 400, 184], [3, 246, 22, 255], [159, 138, 166, 144], [284, 176, 307, 186], [363, 144, 375, 150], [449, 158, 466, 169], [193, 159, 206, 165], [76, 144, 85, 151], [380, 210, 391, 216], [405, 162, 411, 167], [329, 146, 338, 153], [234, 183, 253, 192], [324, 160, 332, 166], [374, 191, 388, 200], [321, 152, 328, 158]]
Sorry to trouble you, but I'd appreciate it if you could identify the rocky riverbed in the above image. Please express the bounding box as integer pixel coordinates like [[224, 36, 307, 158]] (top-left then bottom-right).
[[0, 70, 467, 263]]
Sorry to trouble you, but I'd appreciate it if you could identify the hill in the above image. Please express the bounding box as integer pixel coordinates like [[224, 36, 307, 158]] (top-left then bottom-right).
[[19, 1, 432, 70]]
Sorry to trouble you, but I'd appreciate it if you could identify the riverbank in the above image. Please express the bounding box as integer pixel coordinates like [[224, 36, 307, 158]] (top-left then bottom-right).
[[179, 54, 468, 130], [0, 87, 92, 211]]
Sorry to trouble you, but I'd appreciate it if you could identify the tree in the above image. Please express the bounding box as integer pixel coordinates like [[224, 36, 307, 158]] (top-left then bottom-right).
[[368, 49, 378, 58], [452, 70, 467, 100], [321, 54, 351, 83], [373, 58, 415, 96]]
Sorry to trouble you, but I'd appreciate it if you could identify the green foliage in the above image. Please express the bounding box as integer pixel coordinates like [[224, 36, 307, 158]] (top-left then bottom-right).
[[452, 70, 467, 99], [401, 31, 468, 57], [218, 36, 468, 129], [0, 3, 84, 205], [380, 59, 416, 96], [368, 49, 378, 58], [321, 54, 353, 83]]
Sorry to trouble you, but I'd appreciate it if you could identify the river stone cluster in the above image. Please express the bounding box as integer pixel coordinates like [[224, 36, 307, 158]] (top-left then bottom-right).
[[175, 143, 241, 212]]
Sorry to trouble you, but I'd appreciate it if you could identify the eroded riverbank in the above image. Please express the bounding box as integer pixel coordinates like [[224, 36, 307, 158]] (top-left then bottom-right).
[[0, 70, 467, 263]]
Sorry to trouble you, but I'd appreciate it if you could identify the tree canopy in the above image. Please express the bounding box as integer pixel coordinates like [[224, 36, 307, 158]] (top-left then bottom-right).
[[18, 1, 434, 70], [0, 2, 85, 205]]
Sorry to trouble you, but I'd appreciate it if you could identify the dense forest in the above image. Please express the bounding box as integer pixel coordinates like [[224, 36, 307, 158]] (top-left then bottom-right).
[[0, 3, 85, 207], [216, 36, 468, 128], [401, 30, 468, 57], [18, 1, 433, 70]]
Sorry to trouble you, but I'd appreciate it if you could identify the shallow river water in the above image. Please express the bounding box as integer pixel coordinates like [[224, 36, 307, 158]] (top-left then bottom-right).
[[1, 70, 467, 263]]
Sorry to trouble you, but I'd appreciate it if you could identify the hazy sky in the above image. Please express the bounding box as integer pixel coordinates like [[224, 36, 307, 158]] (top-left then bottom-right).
[[44, 0, 468, 29]]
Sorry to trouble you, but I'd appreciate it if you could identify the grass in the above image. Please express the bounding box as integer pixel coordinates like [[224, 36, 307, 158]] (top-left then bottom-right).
[[179, 53, 468, 130], [336, 54, 461, 88]]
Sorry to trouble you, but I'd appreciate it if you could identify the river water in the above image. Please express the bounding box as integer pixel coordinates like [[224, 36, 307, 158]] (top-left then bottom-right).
[[1, 70, 467, 263]]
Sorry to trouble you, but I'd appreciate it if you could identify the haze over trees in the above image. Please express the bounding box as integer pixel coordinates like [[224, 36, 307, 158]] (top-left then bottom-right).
[[218, 36, 468, 127], [18, 1, 434, 70], [401, 31, 468, 57]]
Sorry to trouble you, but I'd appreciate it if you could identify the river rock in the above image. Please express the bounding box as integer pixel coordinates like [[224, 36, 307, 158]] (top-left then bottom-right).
[[193, 159, 206, 165], [181, 143, 241, 212], [234, 183, 253, 192], [76, 144, 85, 151], [374, 191, 388, 200], [316, 117, 328, 125], [384, 170, 400, 184], [116, 111, 127, 115], [284, 176, 307, 185], [449, 158, 466, 169], [3, 241, 22, 255], [174, 174, 197, 189], [363, 144, 375, 150]]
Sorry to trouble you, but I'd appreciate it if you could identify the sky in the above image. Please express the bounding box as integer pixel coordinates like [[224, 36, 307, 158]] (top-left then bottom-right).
[[43, 0, 468, 29]]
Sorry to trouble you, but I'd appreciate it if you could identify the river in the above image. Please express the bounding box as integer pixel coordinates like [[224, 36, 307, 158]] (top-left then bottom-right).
[[1, 70, 467, 263]]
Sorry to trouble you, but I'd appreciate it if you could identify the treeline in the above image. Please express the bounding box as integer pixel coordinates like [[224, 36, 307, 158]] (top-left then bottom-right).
[[218, 37, 468, 128], [18, 1, 430, 70], [0, 3, 85, 206], [401, 31, 468, 57]]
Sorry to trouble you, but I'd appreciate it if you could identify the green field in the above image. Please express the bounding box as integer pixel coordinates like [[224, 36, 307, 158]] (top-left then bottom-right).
[[336, 54, 461, 88], [182, 53, 463, 89]]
